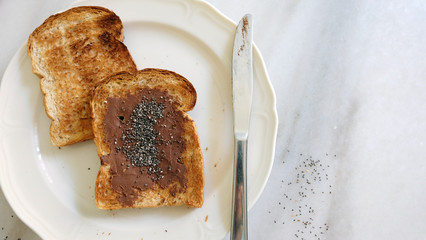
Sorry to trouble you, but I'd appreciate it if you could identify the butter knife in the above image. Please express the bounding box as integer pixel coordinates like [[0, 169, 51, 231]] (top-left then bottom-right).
[[231, 14, 253, 240]]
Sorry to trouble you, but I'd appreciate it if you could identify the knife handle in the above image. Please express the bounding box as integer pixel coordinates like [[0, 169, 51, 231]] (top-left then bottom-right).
[[231, 137, 248, 240]]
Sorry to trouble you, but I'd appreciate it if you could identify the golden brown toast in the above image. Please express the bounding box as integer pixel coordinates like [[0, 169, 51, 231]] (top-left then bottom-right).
[[27, 6, 137, 147], [91, 69, 204, 209]]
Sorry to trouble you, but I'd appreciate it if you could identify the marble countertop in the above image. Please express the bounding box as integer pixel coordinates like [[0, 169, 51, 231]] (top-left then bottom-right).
[[1, 0, 426, 239]]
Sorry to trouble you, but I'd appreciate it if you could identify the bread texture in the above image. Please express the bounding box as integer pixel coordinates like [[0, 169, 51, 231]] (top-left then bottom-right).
[[27, 6, 137, 147], [91, 68, 204, 209]]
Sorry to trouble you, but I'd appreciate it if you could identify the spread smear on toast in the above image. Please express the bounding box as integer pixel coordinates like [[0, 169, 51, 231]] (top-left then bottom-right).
[[91, 69, 204, 209]]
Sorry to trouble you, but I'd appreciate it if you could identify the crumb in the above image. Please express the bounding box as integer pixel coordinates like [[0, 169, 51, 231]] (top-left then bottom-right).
[[108, 232, 111, 235], [214, 163, 217, 167], [205, 215, 209, 222], [165, 229, 168, 232], [88, 168, 91, 170], [58, 147, 61, 149], [205, 147, 208, 151]]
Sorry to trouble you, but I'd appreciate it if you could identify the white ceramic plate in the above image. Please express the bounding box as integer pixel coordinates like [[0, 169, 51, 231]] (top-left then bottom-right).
[[0, 0, 277, 239]]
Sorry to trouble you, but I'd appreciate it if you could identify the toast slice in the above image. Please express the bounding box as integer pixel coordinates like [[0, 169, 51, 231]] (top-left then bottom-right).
[[91, 69, 204, 209], [27, 6, 137, 147]]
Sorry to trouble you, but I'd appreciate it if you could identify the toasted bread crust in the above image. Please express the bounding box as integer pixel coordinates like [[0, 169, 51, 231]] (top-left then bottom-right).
[[91, 69, 203, 209], [27, 6, 137, 146]]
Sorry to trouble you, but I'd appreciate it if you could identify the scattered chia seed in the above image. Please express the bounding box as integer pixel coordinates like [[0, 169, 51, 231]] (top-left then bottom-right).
[[267, 150, 335, 240]]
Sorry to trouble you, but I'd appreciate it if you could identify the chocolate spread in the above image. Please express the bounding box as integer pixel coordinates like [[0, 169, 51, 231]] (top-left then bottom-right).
[[101, 88, 188, 206]]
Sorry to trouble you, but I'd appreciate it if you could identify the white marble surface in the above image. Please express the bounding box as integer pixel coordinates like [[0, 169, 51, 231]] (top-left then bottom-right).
[[1, 0, 426, 239]]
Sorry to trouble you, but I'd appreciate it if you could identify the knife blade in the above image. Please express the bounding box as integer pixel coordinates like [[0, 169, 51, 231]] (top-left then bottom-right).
[[231, 14, 253, 240]]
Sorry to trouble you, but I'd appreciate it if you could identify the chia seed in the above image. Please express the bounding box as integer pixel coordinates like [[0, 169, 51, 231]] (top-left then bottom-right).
[[273, 150, 335, 239], [121, 99, 164, 169]]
